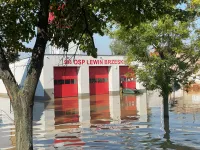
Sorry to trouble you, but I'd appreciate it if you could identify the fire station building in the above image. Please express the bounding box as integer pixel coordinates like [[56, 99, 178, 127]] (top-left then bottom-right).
[[0, 54, 144, 100]]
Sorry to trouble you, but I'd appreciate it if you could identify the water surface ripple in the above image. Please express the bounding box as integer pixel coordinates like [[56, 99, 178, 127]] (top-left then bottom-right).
[[0, 92, 200, 149]]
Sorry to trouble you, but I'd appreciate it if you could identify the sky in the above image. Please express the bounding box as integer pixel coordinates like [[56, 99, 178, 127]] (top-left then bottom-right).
[[94, 34, 112, 55], [21, 34, 112, 58]]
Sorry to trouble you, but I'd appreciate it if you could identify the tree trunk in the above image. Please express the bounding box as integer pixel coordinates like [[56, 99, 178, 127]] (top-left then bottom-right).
[[163, 92, 169, 118], [0, 0, 50, 149], [13, 95, 34, 150], [163, 117, 170, 140]]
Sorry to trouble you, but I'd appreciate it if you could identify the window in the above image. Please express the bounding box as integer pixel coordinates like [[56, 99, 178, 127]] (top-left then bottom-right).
[[90, 78, 96, 83], [54, 80, 64, 85], [65, 79, 70, 84], [90, 78, 108, 83], [120, 78, 125, 82], [54, 80, 58, 85], [98, 78, 103, 83], [57, 80, 64, 85]]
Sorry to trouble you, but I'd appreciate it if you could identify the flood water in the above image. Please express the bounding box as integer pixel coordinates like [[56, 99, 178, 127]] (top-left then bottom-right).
[[1, 91, 200, 149]]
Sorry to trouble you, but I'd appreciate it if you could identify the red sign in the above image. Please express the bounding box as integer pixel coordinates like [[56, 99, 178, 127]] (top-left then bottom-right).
[[64, 59, 125, 65]]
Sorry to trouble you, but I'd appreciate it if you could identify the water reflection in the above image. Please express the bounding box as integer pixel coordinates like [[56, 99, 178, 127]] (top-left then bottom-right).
[[79, 97, 90, 128], [121, 95, 137, 121], [54, 97, 79, 125], [160, 118, 197, 150], [90, 94, 110, 124], [1, 92, 200, 149], [109, 95, 121, 124]]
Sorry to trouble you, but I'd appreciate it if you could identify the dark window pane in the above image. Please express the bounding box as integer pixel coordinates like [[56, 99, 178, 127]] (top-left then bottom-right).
[[54, 80, 57, 85], [90, 78, 96, 83], [71, 79, 74, 84], [100, 78, 104, 83], [65, 79, 70, 84], [58, 80, 64, 84], [72, 109, 76, 115], [66, 111, 71, 115], [104, 78, 108, 82], [98, 78, 102, 83]]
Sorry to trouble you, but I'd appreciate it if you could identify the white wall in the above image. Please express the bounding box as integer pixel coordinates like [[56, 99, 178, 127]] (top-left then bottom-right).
[[0, 80, 7, 94], [0, 58, 44, 97], [0, 97, 14, 121], [147, 90, 163, 107], [109, 66, 120, 92], [78, 66, 90, 95]]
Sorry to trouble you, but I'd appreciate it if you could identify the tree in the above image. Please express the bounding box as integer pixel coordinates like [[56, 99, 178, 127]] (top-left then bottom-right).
[[111, 15, 200, 118], [110, 40, 129, 55], [0, 0, 191, 149]]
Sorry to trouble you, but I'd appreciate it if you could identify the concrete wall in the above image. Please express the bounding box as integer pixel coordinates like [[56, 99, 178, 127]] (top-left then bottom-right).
[[109, 66, 120, 94], [0, 80, 7, 94], [77, 66, 90, 98], [147, 90, 163, 107], [0, 58, 44, 97]]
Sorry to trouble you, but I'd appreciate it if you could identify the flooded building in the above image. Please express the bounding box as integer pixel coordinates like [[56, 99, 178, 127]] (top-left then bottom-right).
[[0, 53, 144, 100]]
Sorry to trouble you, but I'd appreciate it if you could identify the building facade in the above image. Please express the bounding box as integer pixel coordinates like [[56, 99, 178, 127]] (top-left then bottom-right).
[[0, 54, 144, 100]]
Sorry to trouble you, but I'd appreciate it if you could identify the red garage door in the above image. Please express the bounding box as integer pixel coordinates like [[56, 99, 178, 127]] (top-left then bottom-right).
[[89, 67, 109, 95], [120, 66, 136, 89], [54, 67, 78, 98]]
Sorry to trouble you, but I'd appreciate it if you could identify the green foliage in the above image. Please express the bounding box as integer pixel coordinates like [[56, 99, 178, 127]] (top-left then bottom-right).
[[0, 0, 37, 62], [110, 40, 129, 55], [5, 51, 19, 63], [0, 0, 189, 61], [111, 15, 200, 96]]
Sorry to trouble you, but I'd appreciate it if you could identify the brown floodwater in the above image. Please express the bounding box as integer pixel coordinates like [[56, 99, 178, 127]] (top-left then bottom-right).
[[1, 91, 200, 149]]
